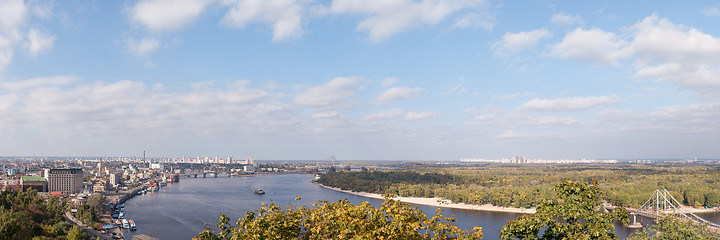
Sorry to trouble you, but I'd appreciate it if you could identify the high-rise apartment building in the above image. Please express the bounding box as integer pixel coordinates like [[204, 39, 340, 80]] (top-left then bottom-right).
[[47, 169, 84, 194]]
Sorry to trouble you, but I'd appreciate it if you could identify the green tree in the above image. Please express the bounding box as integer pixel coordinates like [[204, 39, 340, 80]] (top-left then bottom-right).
[[500, 180, 629, 239], [66, 225, 85, 240], [627, 215, 720, 240], [0, 208, 33, 240], [684, 190, 705, 207], [195, 197, 483, 240], [86, 193, 105, 213], [704, 192, 720, 208]]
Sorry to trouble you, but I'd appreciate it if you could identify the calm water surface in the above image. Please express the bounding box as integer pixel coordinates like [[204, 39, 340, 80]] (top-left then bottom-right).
[[121, 174, 717, 239]]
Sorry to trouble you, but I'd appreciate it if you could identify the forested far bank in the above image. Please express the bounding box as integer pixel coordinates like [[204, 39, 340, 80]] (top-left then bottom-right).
[[315, 164, 720, 209]]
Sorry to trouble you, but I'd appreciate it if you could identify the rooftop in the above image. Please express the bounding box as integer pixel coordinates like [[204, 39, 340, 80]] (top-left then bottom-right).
[[21, 176, 46, 182]]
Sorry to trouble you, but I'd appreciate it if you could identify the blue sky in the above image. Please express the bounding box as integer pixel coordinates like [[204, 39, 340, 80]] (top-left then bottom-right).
[[0, 0, 719, 160]]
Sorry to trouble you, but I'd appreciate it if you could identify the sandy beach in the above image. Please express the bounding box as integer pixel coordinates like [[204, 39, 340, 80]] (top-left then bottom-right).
[[317, 183, 720, 215], [316, 183, 537, 214], [675, 206, 720, 213]]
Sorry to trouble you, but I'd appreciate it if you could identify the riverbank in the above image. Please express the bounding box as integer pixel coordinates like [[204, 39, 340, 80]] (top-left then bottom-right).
[[677, 206, 720, 213], [315, 182, 536, 214]]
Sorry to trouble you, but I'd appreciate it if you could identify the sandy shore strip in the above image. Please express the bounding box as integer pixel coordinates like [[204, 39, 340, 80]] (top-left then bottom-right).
[[317, 183, 720, 215], [675, 207, 720, 213], [316, 183, 536, 214]]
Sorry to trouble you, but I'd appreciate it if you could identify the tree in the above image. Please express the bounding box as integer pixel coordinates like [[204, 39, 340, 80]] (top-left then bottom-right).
[[195, 197, 483, 240], [704, 191, 720, 208], [0, 208, 33, 240], [627, 215, 720, 240], [86, 193, 105, 213], [0, 189, 67, 239], [66, 225, 85, 240], [500, 180, 629, 239]]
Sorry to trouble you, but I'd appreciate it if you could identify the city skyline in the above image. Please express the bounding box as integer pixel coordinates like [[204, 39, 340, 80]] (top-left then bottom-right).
[[0, 0, 718, 160]]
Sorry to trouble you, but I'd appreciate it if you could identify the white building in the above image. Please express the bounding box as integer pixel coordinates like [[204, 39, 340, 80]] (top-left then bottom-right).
[[150, 162, 164, 170], [109, 173, 122, 187]]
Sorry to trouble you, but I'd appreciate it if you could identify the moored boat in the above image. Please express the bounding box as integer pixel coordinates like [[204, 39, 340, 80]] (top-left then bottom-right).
[[129, 219, 137, 231]]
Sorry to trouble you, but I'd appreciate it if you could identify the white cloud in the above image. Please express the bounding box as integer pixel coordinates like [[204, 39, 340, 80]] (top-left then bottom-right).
[[598, 102, 720, 136], [628, 15, 720, 63], [497, 130, 517, 138], [474, 114, 494, 121], [27, 0, 53, 19], [376, 86, 423, 104], [25, 28, 54, 56], [0, 78, 290, 137], [381, 77, 397, 87], [312, 111, 339, 119], [626, 15, 720, 91], [0, 75, 77, 91], [493, 28, 550, 56], [294, 77, 363, 108], [703, 7, 720, 16], [633, 63, 720, 90], [0, 0, 27, 38], [222, 0, 308, 41], [127, 37, 161, 56], [453, 12, 494, 30], [129, 0, 213, 32], [521, 95, 620, 111], [548, 15, 720, 92], [0, 37, 15, 70], [0, 94, 18, 112], [550, 12, 582, 25], [464, 107, 479, 114], [329, 0, 486, 42], [441, 83, 467, 96], [363, 108, 403, 120], [0, 1, 54, 69], [0, 0, 27, 70], [532, 116, 578, 126], [405, 111, 440, 120], [550, 28, 628, 66]]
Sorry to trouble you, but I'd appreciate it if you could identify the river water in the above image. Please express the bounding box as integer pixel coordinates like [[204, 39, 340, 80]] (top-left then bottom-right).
[[121, 174, 720, 239]]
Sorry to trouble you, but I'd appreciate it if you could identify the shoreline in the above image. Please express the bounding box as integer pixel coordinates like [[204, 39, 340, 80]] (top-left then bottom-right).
[[315, 182, 537, 214], [315, 182, 720, 215], [675, 207, 720, 214]]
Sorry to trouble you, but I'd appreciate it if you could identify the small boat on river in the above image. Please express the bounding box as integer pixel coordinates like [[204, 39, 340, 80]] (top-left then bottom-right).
[[129, 219, 137, 231], [252, 187, 265, 195]]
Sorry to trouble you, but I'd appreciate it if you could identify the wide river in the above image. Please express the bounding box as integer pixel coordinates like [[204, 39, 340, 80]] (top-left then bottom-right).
[[122, 174, 720, 239]]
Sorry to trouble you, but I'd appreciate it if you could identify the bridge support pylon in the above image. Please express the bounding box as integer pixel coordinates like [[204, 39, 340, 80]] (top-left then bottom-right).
[[628, 212, 643, 228]]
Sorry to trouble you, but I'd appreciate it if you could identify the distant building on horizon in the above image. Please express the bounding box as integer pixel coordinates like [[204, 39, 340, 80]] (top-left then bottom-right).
[[150, 162, 164, 170], [47, 168, 84, 194]]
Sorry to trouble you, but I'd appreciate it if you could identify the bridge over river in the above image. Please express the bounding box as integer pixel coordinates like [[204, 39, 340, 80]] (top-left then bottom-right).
[[182, 171, 255, 178], [606, 189, 720, 234]]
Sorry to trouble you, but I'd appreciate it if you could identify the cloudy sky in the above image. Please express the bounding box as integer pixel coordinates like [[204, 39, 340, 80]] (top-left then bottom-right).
[[0, 0, 718, 160]]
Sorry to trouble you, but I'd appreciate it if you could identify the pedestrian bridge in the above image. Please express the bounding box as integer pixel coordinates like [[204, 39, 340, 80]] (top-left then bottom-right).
[[607, 189, 720, 233]]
